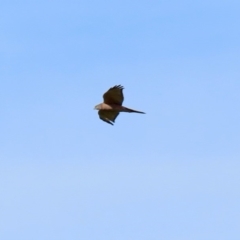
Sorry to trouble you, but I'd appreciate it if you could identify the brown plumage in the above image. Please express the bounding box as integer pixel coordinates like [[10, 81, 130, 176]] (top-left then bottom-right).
[[94, 85, 145, 125]]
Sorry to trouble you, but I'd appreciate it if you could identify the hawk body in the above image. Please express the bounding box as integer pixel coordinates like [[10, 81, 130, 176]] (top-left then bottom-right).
[[94, 85, 145, 125]]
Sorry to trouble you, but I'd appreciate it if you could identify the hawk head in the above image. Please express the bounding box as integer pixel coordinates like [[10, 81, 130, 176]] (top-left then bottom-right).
[[94, 104, 101, 110]]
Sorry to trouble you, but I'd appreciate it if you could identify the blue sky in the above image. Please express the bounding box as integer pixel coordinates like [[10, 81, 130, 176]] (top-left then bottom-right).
[[1, 0, 240, 239]]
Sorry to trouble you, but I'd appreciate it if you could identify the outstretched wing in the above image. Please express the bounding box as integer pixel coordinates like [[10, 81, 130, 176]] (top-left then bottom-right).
[[103, 85, 124, 105], [98, 110, 120, 125]]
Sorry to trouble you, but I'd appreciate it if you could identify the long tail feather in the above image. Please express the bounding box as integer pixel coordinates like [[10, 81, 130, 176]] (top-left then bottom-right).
[[124, 107, 145, 114]]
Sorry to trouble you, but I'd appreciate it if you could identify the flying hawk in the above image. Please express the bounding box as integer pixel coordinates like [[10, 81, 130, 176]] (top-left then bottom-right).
[[94, 85, 145, 125]]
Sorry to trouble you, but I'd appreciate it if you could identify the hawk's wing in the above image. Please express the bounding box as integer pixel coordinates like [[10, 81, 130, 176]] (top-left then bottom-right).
[[103, 85, 124, 105], [98, 110, 120, 125]]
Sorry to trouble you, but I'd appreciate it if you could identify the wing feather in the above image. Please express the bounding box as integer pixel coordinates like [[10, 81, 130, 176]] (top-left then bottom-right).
[[103, 85, 124, 105], [98, 110, 120, 125]]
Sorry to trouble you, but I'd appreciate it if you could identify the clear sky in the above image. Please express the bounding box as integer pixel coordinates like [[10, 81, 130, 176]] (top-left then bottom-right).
[[1, 0, 240, 239]]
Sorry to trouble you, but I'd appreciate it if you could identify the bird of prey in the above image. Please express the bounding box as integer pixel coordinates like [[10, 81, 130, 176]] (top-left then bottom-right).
[[94, 85, 145, 125]]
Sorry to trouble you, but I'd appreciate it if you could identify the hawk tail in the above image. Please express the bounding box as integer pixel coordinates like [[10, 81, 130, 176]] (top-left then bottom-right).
[[124, 107, 145, 114]]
